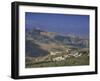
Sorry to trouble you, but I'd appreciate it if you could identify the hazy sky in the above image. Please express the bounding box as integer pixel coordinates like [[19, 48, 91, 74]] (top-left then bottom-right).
[[25, 12, 89, 37]]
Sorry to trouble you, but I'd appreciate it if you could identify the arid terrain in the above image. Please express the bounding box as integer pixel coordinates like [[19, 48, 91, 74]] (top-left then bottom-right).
[[25, 28, 89, 68]]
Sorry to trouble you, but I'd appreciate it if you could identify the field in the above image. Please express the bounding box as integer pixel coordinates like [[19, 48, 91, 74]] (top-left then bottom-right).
[[26, 55, 89, 68]]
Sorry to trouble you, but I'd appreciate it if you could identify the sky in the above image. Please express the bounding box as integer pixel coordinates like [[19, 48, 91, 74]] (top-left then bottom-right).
[[25, 12, 89, 37]]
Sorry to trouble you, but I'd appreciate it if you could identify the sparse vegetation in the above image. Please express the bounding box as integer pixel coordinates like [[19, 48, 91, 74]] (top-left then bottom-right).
[[25, 28, 89, 68], [26, 56, 89, 68]]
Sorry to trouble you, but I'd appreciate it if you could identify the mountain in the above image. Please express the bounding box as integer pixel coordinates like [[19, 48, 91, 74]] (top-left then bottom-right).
[[26, 27, 89, 57], [26, 40, 49, 57]]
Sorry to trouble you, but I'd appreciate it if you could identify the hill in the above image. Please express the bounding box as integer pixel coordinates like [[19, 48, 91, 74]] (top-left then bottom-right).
[[26, 27, 89, 57]]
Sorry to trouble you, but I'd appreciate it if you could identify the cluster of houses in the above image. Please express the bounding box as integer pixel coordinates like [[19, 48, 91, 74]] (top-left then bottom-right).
[[30, 48, 88, 63], [49, 48, 83, 61]]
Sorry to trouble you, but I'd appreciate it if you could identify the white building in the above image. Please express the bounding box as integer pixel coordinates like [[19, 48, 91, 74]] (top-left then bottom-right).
[[50, 51, 62, 55], [52, 56, 65, 61]]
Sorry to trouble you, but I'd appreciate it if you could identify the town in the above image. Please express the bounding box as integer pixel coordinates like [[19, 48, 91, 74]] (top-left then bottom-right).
[[26, 47, 89, 64]]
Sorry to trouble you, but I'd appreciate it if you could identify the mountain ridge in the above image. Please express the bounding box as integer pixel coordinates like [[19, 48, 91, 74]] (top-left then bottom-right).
[[26, 27, 89, 57]]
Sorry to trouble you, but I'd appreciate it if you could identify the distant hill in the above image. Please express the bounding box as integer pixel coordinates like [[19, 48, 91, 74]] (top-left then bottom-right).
[[26, 27, 89, 57]]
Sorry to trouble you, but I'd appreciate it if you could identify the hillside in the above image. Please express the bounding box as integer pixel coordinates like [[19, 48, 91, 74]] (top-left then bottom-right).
[[26, 27, 89, 57], [25, 27, 89, 68]]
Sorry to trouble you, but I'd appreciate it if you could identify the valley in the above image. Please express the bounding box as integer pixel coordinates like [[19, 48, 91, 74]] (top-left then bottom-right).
[[25, 28, 89, 68]]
